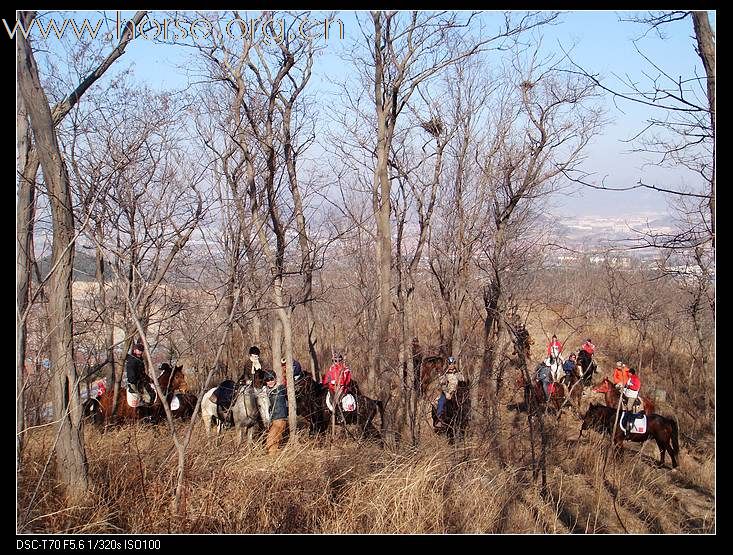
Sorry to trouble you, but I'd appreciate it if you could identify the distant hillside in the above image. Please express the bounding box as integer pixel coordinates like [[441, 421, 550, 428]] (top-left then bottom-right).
[[36, 250, 112, 282]]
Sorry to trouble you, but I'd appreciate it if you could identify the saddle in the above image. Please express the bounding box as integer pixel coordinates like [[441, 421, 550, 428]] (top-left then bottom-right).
[[210, 380, 238, 425]]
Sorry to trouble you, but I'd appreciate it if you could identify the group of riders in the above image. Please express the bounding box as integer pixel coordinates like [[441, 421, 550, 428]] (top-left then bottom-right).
[[121, 341, 361, 453], [533, 335, 644, 436], [117, 331, 646, 447]]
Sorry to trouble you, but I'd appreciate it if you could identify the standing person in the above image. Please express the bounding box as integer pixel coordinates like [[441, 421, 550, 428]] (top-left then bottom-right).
[[264, 371, 288, 454], [125, 340, 154, 404], [435, 356, 465, 425], [621, 367, 642, 436]]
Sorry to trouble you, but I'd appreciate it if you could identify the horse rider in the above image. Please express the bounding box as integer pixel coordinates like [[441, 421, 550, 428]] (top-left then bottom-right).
[[546, 334, 563, 359], [621, 367, 642, 436], [238, 345, 262, 385], [95, 378, 107, 398], [515, 322, 533, 358], [264, 370, 288, 455], [125, 340, 154, 404], [581, 338, 595, 357], [535, 361, 552, 400], [322, 353, 352, 408], [613, 361, 630, 389], [544, 335, 564, 382], [281, 357, 304, 384], [562, 352, 578, 386], [434, 356, 465, 426]]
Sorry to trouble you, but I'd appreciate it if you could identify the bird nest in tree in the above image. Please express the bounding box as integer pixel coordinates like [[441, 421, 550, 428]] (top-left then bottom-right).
[[520, 80, 535, 91], [420, 116, 444, 137]]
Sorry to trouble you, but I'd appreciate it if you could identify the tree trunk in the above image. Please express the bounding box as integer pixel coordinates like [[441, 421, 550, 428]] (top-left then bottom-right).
[[371, 12, 393, 395], [16, 88, 38, 464], [17, 13, 89, 502], [691, 11, 715, 247]]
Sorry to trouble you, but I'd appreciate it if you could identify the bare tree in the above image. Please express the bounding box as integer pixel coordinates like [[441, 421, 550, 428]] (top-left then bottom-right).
[[17, 10, 88, 503], [16, 10, 145, 469], [347, 10, 560, 395], [564, 10, 715, 251]]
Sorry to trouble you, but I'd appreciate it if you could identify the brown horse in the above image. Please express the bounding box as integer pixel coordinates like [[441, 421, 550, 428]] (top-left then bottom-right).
[[86, 364, 189, 425], [579, 403, 679, 468], [419, 354, 446, 396], [593, 377, 655, 415]]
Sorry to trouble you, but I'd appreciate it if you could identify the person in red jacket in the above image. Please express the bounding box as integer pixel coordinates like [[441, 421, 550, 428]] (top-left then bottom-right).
[[621, 367, 642, 435], [322, 353, 352, 408], [581, 339, 595, 356], [546, 334, 563, 358]]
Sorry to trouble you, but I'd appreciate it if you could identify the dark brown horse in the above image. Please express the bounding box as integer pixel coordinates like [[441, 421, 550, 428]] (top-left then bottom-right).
[[86, 364, 188, 425], [579, 403, 680, 468], [293, 374, 328, 435], [512, 372, 582, 419], [593, 377, 656, 416], [323, 384, 385, 442], [576, 349, 597, 386]]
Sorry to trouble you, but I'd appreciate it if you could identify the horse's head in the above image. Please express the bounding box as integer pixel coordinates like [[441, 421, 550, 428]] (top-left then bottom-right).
[[581, 403, 610, 431], [253, 386, 271, 428], [161, 365, 188, 393], [592, 377, 612, 394]]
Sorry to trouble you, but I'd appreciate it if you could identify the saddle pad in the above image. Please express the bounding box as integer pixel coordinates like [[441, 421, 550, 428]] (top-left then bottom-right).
[[619, 413, 647, 434], [341, 394, 356, 412], [127, 389, 141, 408], [326, 391, 357, 412]]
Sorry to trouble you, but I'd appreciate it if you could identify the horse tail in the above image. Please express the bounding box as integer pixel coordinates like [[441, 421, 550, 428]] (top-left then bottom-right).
[[670, 417, 680, 455], [375, 399, 385, 433]]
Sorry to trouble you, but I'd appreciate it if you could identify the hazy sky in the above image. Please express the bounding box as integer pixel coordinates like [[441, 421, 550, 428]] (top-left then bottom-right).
[[30, 10, 715, 220]]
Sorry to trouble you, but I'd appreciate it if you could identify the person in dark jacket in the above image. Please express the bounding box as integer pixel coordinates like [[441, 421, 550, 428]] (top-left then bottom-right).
[[562, 353, 578, 385], [125, 341, 154, 403], [264, 371, 288, 454]]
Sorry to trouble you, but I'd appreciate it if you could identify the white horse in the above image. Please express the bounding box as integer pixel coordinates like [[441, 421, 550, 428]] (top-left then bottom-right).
[[200, 382, 271, 447], [545, 354, 565, 383]]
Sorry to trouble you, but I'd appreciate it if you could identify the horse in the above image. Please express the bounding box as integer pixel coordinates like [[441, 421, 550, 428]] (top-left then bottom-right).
[[200, 379, 271, 447], [578, 403, 680, 469], [545, 355, 565, 383], [593, 377, 656, 416], [293, 374, 328, 435], [511, 368, 582, 419], [419, 354, 446, 396], [86, 364, 188, 425], [323, 384, 385, 442], [165, 391, 198, 420], [576, 349, 597, 386], [431, 379, 470, 443]]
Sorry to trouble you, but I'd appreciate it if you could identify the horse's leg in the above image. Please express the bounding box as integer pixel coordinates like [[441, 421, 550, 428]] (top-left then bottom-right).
[[668, 441, 679, 469], [654, 438, 667, 468]]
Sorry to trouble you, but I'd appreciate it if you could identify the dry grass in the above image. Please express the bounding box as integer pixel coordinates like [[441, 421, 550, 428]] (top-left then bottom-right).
[[17, 401, 715, 534]]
